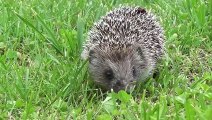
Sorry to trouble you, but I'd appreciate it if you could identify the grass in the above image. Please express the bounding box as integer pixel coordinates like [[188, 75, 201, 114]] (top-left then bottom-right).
[[0, 0, 211, 119]]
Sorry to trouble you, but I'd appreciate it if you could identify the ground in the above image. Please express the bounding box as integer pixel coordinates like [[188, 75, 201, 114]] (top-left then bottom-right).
[[0, 0, 211, 119]]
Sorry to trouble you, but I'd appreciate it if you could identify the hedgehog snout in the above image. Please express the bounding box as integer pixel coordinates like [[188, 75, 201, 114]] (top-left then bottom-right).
[[115, 80, 126, 87], [112, 81, 135, 92], [115, 80, 123, 86], [111, 78, 136, 92]]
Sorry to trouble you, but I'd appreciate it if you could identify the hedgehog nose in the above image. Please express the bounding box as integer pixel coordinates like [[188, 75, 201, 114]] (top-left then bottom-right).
[[116, 80, 124, 86]]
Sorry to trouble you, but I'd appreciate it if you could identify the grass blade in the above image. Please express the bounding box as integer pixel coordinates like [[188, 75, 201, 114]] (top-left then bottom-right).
[[14, 11, 63, 55]]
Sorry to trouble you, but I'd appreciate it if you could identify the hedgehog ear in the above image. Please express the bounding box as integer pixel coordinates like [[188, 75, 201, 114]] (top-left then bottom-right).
[[135, 7, 146, 14], [89, 49, 95, 56], [88, 49, 96, 63], [81, 49, 96, 63], [136, 46, 144, 58]]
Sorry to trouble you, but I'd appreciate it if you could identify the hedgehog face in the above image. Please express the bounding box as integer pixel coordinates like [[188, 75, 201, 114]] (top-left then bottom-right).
[[88, 47, 148, 92]]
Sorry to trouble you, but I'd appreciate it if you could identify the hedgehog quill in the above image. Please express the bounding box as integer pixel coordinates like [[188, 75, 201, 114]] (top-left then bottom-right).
[[81, 6, 165, 92]]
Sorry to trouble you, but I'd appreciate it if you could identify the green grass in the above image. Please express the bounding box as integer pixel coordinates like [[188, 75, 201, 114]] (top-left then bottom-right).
[[0, 0, 211, 119]]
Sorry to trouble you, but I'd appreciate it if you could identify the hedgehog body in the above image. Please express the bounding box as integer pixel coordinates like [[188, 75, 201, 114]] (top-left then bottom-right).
[[82, 6, 164, 92]]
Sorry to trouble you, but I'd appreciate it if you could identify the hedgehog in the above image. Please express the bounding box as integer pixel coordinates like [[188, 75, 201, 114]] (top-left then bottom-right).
[[81, 6, 164, 92]]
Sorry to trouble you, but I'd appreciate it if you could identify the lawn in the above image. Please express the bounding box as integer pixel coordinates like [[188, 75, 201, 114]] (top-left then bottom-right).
[[0, 0, 211, 119]]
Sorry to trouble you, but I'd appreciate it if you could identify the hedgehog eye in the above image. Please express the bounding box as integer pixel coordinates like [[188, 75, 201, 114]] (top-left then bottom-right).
[[132, 66, 136, 77], [104, 69, 114, 80]]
